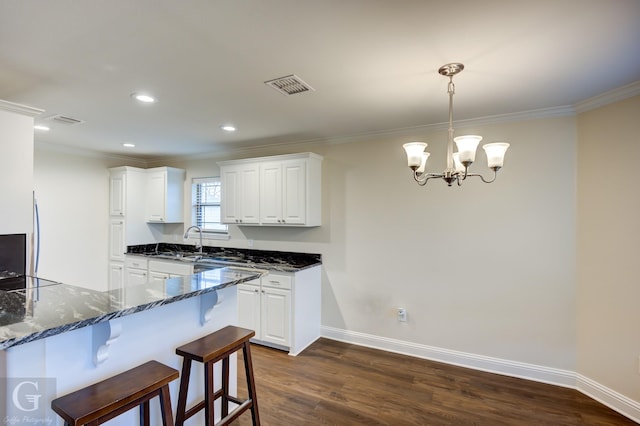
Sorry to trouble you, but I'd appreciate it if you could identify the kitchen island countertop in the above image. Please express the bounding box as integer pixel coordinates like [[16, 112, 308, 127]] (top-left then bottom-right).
[[0, 266, 263, 350]]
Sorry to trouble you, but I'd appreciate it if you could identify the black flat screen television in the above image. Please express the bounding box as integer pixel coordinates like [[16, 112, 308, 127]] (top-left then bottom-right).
[[0, 233, 27, 275]]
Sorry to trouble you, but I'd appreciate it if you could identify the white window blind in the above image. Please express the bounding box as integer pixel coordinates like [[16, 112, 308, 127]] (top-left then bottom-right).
[[192, 177, 228, 233]]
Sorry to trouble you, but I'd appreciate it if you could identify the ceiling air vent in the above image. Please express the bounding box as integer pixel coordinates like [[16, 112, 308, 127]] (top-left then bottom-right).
[[45, 114, 85, 125], [264, 74, 315, 96]]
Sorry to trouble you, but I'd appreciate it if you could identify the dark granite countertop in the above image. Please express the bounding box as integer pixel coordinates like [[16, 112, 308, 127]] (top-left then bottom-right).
[[127, 243, 322, 273], [0, 267, 263, 350]]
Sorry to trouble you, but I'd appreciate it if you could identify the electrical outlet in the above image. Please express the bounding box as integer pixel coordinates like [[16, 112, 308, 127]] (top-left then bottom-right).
[[397, 308, 407, 322], [248, 239, 254, 248]]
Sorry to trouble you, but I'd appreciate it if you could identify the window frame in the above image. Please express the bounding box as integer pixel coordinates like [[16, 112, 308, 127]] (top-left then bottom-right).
[[189, 177, 229, 240]]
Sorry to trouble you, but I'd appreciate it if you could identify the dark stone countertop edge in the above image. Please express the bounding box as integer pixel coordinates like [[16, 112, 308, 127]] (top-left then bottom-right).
[[127, 253, 323, 273], [0, 271, 262, 351], [126, 243, 322, 272]]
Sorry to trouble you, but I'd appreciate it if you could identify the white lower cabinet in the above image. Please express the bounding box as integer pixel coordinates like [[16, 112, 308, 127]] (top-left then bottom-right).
[[108, 262, 125, 292], [261, 286, 291, 347], [125, 256, 148, 286], [237, 280, 262, 337], [124, 256, 194, 286], [127, 268, 148, 286], [148, 271, 168, 284], [238, 276, 291, 348], [148, 259, 194, 283], [237, 266, 320, 355]]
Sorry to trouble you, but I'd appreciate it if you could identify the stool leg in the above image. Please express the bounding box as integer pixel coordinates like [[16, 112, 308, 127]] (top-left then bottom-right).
[[204, 360, 215, 426], [175, 358, 193, 426], [243, 342, 261, 426], [139, 400, 150, 426], [222, 356, 229, 418], [159, 384, 174, 426]]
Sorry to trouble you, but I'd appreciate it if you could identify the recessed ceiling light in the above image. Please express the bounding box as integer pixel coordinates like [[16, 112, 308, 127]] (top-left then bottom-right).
[[122, 143, 135, 148], [220, 125, 236, 132], [34, 125, 50, 131], [131, 92, 156, 103]]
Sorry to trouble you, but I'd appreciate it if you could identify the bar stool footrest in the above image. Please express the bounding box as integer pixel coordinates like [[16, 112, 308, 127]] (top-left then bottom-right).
[[217, 399, 253, 426]]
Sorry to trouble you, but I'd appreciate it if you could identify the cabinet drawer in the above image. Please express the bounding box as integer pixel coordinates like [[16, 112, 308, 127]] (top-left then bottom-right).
[[262, 274, 292, 290], [148, 259, 193, 276], [125, 256, 148, 270]]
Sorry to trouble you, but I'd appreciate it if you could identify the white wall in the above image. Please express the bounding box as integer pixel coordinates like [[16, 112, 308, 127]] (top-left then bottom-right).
[[162, 115, 578, 371], [577, 95, 640, 403], [33, 146, 135, 291]]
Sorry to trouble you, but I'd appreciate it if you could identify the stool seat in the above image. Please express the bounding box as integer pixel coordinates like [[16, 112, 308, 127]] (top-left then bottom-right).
[[175, 325, 260, 426], [51, 360, 178, 426], [176, 324, 255, 363]]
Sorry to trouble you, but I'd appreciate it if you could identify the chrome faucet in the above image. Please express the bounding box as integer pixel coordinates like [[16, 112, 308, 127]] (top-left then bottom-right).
[[184, 225, 203, 253]]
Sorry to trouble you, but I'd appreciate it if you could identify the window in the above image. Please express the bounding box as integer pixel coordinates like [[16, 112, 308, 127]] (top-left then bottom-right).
[[192, 177, 228, 234]]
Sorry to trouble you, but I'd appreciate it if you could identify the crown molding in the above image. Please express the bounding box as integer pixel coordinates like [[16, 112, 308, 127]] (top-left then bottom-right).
[[35, 81, 640, 164], [574, 80, 640, 113], [0, 99, 44, 117]]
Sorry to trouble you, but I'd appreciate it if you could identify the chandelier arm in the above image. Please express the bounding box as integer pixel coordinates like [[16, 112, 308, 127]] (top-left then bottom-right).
[[461, 165, 469, 180], [413, 171, 445, 186], [464, 170, 498, 184]]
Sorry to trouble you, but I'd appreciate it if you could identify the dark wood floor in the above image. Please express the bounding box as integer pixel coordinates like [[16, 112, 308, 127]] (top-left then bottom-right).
[[232, 338, 636, 425]]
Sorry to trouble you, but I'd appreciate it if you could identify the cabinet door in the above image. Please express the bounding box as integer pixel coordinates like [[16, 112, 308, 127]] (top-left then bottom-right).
[[108, 262, 124, 292], [282, 160, 306, 224], [109, 219, 125, 261], [237, 282, 261, 336], [221, 166, 241, 223], [126, 268, 148, 286], [240, 166, 260, 224], [221, 165, 260, 224], [109, 172, 126, 217], [261, 287, 290, 347], [259, 162, 282, 224], [149, 271, 170, 284], [147, 171, 166, 222]]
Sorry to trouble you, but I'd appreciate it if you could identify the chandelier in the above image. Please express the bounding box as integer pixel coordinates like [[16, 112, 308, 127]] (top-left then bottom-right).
[[403, 63, 509, 187]]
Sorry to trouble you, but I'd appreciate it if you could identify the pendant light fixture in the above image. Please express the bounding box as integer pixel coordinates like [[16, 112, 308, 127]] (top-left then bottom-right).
[[403, 63, 509, 187]]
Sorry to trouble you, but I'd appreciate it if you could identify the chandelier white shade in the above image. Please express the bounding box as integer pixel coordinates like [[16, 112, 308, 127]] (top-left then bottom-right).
[[402, 63, 509, 187]]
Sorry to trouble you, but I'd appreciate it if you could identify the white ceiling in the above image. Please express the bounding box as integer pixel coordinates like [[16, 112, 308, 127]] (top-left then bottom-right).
[[1, 0, 639, 160]]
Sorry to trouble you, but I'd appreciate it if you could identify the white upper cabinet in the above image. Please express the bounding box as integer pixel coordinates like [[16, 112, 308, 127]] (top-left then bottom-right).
[[146, 167, 185, 223], [220, 163, 260, 224], [109, 171, 126, 217], [260, 159, 308, 225], [219, 152, 322, 227]]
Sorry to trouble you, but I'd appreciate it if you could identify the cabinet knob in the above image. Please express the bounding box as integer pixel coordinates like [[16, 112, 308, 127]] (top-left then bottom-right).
[[239, 219, 243, 223], [254, 289, 259, 293], [235, 219, 239, 223], [120, 212, 124, 216]]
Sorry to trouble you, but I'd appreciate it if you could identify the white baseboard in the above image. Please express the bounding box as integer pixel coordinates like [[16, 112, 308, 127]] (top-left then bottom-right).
[[321, 326, 639, 424], [577, 374, 640, 423]]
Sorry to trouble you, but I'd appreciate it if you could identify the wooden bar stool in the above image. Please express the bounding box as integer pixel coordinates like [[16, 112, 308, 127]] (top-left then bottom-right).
[[175, 325, 260, 426], [51, 360, 178, 426]]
